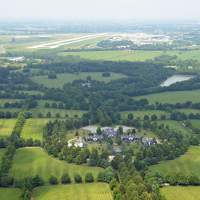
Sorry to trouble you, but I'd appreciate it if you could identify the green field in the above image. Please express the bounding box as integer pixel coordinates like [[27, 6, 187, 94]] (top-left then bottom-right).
[[31, 72, 126, 88], [60, 50, 162, 62], [21, 118, 50, 141], [176, 108, 200, 115], [0, 188, 22, 200], [10, 147, 103, 182], [121, 110, 169, 119], [135, 90, 200, 104], [31, 108, 85, 118], [161, 186, 200, 200], [33, 183, 113, 200], [157, 120, 191, 135], [190, 120, 200, 129], [0, 119, 16, 137], [148, 146, 200, 178], [60, 49, 200, 62], [0, 99, 21, 107]]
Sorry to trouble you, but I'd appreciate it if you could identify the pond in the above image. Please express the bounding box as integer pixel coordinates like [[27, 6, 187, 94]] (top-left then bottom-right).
[[160, 74, 194, 87]]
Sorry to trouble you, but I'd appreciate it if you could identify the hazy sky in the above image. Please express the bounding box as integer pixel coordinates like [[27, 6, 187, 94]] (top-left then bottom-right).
[[1, 0, 200, 21]]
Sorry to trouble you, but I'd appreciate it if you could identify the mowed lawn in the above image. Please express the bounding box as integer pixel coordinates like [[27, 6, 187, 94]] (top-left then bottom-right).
[[161, 186, 200, 200], [135, 90, 200, 104], [120, 110, 169, 119], [60, 50, 162, 62], [10, 147, 103, 182], [33, 183, 113, 200], [21, 118, 50, 141], [0, 188, 22, 200], [31, 72, 126, 88], [148, 146, 200, 178], [0, 119, 16, 138]]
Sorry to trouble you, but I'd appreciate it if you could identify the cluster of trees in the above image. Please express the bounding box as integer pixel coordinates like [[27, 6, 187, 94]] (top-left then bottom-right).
[[0, 145, 16, 187]]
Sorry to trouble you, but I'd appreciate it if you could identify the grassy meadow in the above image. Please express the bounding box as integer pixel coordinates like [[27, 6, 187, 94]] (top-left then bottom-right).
[[10, 147, 103, 182], [21, 118, 50, 141], [148, 146, 200, 178], [0, 119, 16, 138], [190, 120, 200, 129], [31, 72, 126, 88], [0, 188, 22, 200], [33, 183, 113, 200], [0, 148, 6, 167], [135, 90, 200, 104], [161, 186, 200, 200]]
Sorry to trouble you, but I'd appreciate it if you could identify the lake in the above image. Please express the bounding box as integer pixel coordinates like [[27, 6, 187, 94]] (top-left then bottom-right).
[[161, 74, 194, 87]]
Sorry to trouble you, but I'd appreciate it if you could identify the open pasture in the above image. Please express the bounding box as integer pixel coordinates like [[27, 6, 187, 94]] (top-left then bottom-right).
[[31, 72, 126, 88], [10, 147, 103, 182], [0, 119, 16, 138], [148, 146, 200, 178], [33, 183, 113, 200], [161, 186, 200, 200], [135, 90, 200, 104]]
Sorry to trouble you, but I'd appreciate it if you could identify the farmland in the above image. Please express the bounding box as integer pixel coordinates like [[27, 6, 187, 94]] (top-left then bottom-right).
[[31, 72, 126, 88], [10, 147, 103, 182], [190, 120, 200, 129], [0, 188, 22, 200], [161, 186, 200, 200], [33, 183, 113, 200], [0, 119, 16, 138], [135, 90, 200, 104], [148, 146, 200, 178], [21, 118, 50, 141]]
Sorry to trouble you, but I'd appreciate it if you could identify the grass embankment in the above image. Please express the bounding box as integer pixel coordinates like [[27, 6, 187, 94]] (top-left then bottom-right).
[[10, 147, 103, 182], [148, 146, 200, 178], [33, 183, 113, 200]]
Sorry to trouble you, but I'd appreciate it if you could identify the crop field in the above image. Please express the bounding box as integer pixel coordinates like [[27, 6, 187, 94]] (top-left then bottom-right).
[[135, 90, 200, 104], [60, 50, 162, 62], [0, 119, 16, 138], [161, 186, 200, 200], [31, 72, 126, 88], [0, 188, 22, 200], [10, 147, 103, 182], [31, 108, 85, 118], [157, 120, 191, 135], [148, 146, 200, 178], [21, 118, 50, 141], [120, 110, 169, 119], [33, 183, 113, 200]]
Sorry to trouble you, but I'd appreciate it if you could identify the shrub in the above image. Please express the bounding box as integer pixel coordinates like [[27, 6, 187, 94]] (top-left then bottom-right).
[[74, 174, 82, 183], [61, 173, 71, 184], [85, 173, 94, 183], [49, 176, 58, 185]]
